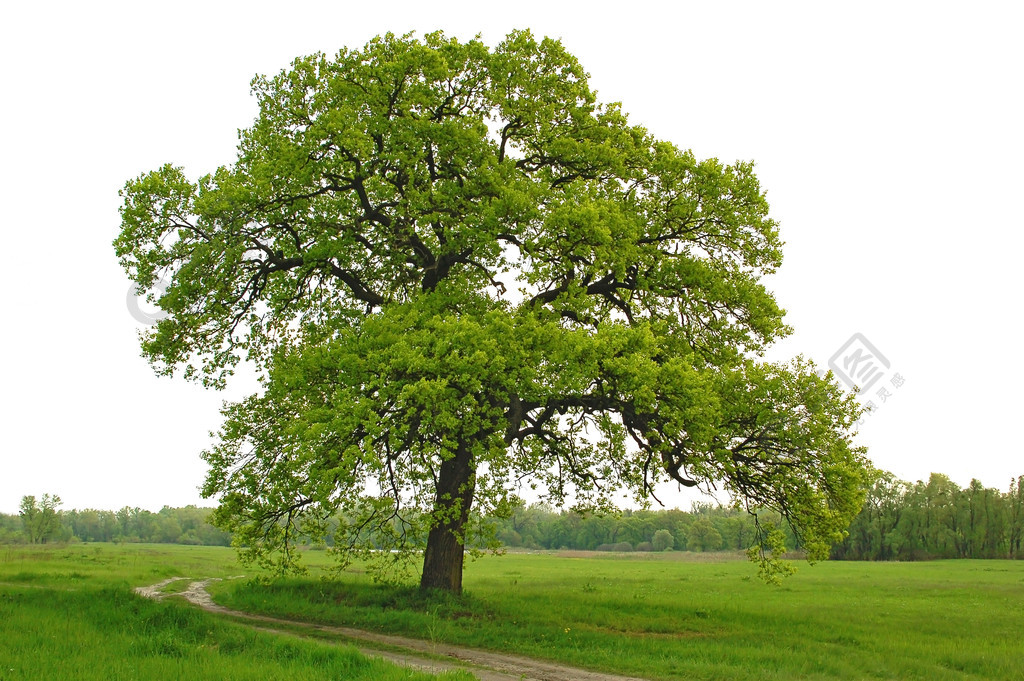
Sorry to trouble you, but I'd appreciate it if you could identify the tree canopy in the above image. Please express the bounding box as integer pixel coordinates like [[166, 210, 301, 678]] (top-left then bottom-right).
[[19, 494, 63, 544], [115, 30, 868, 593]]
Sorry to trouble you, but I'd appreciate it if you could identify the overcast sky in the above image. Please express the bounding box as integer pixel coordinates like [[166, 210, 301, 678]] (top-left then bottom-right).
[[1, 1, 1021, 514]]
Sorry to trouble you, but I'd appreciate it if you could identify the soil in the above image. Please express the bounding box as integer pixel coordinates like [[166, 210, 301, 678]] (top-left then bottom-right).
[[135, 577, 651, 681]]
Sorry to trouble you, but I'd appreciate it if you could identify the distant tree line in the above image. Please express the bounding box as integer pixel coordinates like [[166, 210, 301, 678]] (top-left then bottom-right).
[[832, 472, 1024, 560], [5, 471, 1022, 560], [488, 472, 1024, 560], [488, 501, 791, 553], [0, 495, 769, 553], [0, 496, 231, 546]]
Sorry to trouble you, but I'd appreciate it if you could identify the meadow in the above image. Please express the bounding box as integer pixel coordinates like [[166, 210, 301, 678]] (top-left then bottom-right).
[[3, 544, 1022, 681], [0, 544, 471, 681], [215, 549, 1024, 681]]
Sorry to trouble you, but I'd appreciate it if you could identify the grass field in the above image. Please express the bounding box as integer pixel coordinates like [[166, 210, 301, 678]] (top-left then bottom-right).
[[214, 549, 1024, 681], [2, 544, 1022, 681], [0, 544, 470, 681]]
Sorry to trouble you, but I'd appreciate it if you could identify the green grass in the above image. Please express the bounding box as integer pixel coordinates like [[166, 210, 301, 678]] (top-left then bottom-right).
[[4, 544, 1023, 680], [0, 544, 470, 681], [213, 550, 1024, 681]]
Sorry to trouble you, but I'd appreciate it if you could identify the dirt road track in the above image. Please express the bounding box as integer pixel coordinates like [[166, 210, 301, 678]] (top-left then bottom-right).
[[135, 577, 651, 681]]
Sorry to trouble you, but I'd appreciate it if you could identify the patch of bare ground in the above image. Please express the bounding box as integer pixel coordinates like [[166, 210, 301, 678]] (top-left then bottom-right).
[[132, 576, 192, 599], [136, 577, 651, 681]]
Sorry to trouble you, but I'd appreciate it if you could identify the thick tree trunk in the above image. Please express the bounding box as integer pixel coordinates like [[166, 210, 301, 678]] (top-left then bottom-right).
[[420, 443, 476, 594]]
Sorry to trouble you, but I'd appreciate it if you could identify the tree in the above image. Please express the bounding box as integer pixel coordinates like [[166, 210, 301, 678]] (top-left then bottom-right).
[[18, 496, 38, 543], [115, 30, 868, 594], [19, 494, 63, 544], [35, 494, 62, 543], [1009, 476, 1024, 558], [154, 508, 184, 544], [0, 512, 22, 544], [833, 468, 909, 560], [686, 518, 722, 552], [652, 528, 674, 551]]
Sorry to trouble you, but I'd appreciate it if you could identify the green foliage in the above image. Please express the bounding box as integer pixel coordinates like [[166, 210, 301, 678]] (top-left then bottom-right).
[[18, 494, 64, 544], [745, 520, 795, 585], [115, 30, 868, 588], [0, 505, 231, 547], [687, 518, 724, 553], [485, 470, 1024, 564], [596, 541, 634, 552], [483, 501, 799, 558], [834, 471, 1024, 560], [652, 529, 674, 551]]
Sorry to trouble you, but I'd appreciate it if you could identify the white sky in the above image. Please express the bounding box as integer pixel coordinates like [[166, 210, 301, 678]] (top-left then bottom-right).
[[1, 1, 1021, 514]]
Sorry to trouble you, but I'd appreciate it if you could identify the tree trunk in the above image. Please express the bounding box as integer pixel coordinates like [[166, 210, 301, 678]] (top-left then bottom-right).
[[420, 442, 476, 594]]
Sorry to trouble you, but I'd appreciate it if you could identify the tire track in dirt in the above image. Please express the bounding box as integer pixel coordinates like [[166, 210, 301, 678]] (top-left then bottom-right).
[[136, 578, 651, 681]]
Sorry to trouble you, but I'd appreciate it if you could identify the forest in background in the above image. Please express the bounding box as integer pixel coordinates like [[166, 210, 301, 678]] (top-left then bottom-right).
[[4, 472, 1022, 561], [487, 472, 1024, 560], [1, 497, 231, 546]]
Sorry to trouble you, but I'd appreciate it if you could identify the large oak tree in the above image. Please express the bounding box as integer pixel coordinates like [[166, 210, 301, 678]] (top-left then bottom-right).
[[115, 30, 867, 593]]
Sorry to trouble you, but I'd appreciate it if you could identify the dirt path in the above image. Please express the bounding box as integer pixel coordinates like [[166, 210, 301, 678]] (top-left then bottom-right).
[[135, 578, 650, 681]]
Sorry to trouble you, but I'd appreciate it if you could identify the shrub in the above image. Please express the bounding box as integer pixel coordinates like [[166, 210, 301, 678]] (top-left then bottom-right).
[[652, 529, 675, 551], [596, 542, 633, 552]]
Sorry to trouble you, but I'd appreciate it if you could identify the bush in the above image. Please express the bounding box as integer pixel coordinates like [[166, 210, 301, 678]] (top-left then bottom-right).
[[596, 542, 633, 552], [652, 529, 675, 551]]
